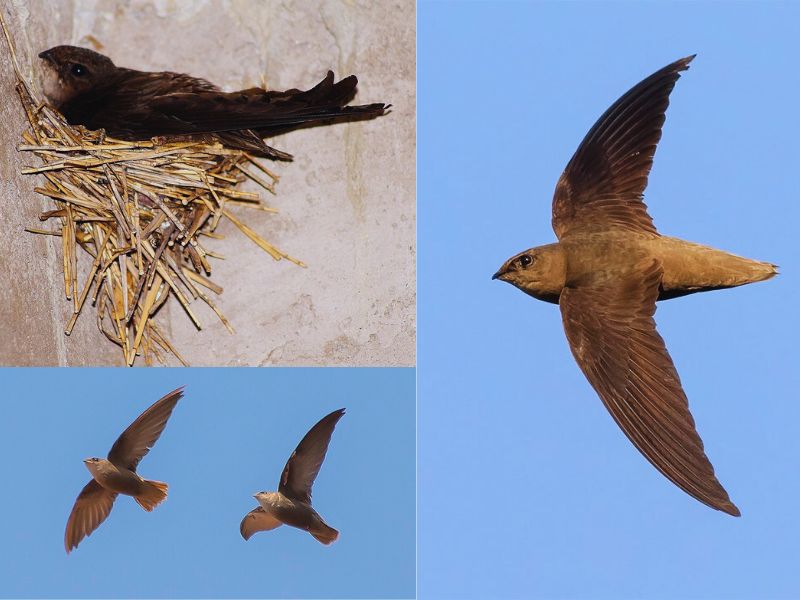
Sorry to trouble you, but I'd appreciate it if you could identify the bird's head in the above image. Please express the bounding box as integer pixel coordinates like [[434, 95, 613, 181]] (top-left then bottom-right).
[[253, 491, 280, 507], [492, 243, 566, 304], [82, 457, 106, 476], [38, 45, 116, 107]]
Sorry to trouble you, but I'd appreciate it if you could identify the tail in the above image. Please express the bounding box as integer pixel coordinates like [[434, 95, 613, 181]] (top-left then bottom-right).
[[720, 256, 778, 288], [747, 260, 779, 284], [253, 71, 389, 137], [310, 522, 339, 546], [134, 480, 168, 512], [659, 240, 779, 300], [213, 72, 387, 160]]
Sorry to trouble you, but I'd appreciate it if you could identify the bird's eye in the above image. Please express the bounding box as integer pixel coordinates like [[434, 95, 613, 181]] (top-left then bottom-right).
[[70, 63, 87, 77], [519, 254, 533, 267]]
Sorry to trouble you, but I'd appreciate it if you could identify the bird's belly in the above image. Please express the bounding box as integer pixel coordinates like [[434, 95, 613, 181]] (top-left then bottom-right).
[[270, 503, 320, 531], [93, 469, 144, 496]]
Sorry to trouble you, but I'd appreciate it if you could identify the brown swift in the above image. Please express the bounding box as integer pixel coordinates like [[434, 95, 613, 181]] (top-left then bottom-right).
[[64, 387, 184, 553], [492, 55, 776, 516], [240, 408, 344, 545], [38, 45, 387, 160]]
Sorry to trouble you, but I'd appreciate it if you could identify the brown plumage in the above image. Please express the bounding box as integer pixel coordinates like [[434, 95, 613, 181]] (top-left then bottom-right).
[[64, 387, 183, 553], [240, 408, 344, 544], [493, 55, 777, 516], [38, 45, 388, 160]]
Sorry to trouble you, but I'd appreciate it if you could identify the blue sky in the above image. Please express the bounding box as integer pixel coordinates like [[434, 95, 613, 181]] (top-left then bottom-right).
[[0, 368, 414, 599], [419, 1, 800, 598]]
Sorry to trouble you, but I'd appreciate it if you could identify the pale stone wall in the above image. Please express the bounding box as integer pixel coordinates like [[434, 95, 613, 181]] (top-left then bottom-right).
[[0, 0, 415, 366]]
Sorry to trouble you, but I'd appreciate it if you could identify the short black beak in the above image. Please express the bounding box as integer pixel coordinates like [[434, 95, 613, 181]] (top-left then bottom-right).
[[491, 269, 503, 281], [38, 50, 52, 62]]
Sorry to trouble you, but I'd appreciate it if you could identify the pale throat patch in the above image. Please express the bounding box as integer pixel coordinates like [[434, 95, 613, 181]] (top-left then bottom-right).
[[40, 62, 69, 107]]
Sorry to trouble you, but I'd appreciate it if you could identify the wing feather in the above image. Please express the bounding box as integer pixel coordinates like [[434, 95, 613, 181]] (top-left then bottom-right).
[[107, 387, 183, 470], [239, 507, 282, 541], [278, 409, 345, 504], [552, 56, 694, 238], [64, 480, 117, 553], [559, 259, 740, 515]]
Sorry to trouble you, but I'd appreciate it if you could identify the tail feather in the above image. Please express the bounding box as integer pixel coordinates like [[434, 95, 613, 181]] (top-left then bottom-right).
[[135, 480, 168, 512], [751, 261, 779, 283], [310, 523, 339, 545], [254, 102, 389, 135]]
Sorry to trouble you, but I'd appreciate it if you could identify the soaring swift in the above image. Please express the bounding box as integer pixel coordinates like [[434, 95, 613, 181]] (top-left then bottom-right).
[[240, 408, 345, 544], [493, 55, 776, 516], [64, 387, 184, 552]]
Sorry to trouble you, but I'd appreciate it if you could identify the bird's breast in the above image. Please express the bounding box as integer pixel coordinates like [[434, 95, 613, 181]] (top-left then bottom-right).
[[93, 467, 144, 496], [270, 502, 321, 531]]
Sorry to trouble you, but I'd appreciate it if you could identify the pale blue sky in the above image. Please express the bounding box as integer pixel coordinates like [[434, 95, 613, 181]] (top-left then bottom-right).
[[419, 1, 800, 598], [0, 368, 414, 599]]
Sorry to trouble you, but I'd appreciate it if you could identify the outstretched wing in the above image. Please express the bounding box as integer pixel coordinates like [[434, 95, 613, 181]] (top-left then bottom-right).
[[107, 387, 184, 470], [559, 259, 739, 515], [552, 55, 694, 239], [64, 479, 117, 553], [239, 507, 283, 541], [278, 408, 346, 504]]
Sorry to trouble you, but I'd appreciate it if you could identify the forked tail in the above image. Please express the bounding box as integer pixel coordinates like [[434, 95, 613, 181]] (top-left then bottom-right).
[[135, 480, 168, 512]]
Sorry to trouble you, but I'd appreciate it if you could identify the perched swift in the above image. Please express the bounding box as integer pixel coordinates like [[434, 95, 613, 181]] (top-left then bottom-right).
[[240, 408, 345, 544], [64, 387, 184, 553], [38, 45, 388, 160], [492, 55, 776, 516]]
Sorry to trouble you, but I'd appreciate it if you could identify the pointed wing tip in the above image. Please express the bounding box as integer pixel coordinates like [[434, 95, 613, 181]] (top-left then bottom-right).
[[327, 407, 346, 421], [677, 54, 696, 70], [157, 386, 186, 405], [239, 527, 251, 541], [157, 385, 185, 407], [239, 515, 252, 540], [721, 501, 741, 517]]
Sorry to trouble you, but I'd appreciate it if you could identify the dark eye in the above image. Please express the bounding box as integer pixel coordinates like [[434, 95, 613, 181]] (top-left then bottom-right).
[[70, 63, 87, 77], [519, 254, 533, 267]]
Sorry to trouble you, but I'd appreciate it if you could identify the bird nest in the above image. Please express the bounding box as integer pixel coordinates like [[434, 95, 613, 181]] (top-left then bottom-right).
[[2, 18, 303, 366]]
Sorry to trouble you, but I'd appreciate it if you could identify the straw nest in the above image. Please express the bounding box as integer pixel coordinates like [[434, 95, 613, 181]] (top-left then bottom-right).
[[1, 17, 303, 366]]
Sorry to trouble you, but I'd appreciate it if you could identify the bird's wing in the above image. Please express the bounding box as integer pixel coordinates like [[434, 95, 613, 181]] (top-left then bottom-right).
[[278, 408, 346, 504], [151, 73, 386, 133], [558, 258, 739, 515], [551, 55, 694, 239], [87, 71, 386, 139], [64, 479, 118, 553], [107, 387, 183, 470], [239, 507, 283, 541]]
